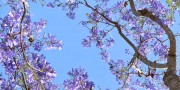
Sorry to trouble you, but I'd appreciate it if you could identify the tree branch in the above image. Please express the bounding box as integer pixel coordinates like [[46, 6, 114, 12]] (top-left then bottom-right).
[[128, 0, 176, 73], [83, 0, 117, 25], [19, 2, 28, 90], [116, 25, 167, 68], [82, 0, 167, 68], [128, 0, 180, 89]]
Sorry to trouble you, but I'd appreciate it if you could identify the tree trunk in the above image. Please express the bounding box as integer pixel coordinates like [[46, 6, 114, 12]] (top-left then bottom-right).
[[163, 71, 180, 90]]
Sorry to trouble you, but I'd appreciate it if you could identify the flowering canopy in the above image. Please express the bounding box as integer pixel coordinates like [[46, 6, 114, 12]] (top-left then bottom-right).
[[0, 0, 180, 90]]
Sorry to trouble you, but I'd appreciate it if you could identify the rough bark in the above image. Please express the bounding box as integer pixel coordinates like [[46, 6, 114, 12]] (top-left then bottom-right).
[[128, 0, 180, 89]]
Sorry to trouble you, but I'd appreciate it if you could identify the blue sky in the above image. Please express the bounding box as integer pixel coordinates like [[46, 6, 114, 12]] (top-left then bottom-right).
[[0, 1, 180, 90], [28, 1, 180, 89], [28, 2, 124, 90], [28, 1, 138, 89]]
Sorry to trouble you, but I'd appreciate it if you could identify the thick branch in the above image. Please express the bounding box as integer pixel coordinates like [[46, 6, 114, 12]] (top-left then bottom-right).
[[116, 25, 167, 68], [128, 0, 179, 89], [82, 0, 167, 68], [128, 0, 176, 73]]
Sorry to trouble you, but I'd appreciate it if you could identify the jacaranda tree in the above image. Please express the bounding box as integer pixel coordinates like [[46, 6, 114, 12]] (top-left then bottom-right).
[[0, 0, 180, 90]]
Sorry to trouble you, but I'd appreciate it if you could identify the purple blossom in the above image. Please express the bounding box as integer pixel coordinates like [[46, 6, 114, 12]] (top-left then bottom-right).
[[100, 50, 110, 62], [5, 39, 18, 48], [27, 53, 59, 89], [90, 28, 99, 39], [33, 19, 47, 33], [44, 34, 63, 50], [33, 42, 43, 52], [66, 12, 75, 19], [96, 41, 104, 48], [100, 30, 106, 37], [80, 21, 88, 27], [106, 38, 114, 48], [47, 2, 55, 8], [82, 38, 91, 47], [95, 0, 109, 5], [0, 2, 63, 89], [0, 0, 179, 89], [125, 49, 130, 54], [108, 59, 143, 88], [63, 68, 95, 90]]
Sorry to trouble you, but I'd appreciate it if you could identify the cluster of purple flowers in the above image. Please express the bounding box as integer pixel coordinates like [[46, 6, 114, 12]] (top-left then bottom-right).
[[0, 0, 63, 89], [0, 0, 179, 89], [63, 67, 95, 90]]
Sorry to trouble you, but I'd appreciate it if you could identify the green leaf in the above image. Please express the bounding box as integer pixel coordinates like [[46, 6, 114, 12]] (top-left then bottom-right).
[[170, 5, 175, 11], [118, 75, 124, 79], [176, 1, 180, 9], [166, 0, 172, 5], [33, 73, 38, 80], [166, 14, 173, 20]]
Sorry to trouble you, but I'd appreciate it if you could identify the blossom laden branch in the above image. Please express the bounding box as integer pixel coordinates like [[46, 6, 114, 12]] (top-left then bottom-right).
[[19, 1, 28, 89], [81, 0, 168, 68], [82, 0, 117, 25], [116, 25, 167, 68], [128, 0, 176, 72], [128, 0, 180, 89], [19, 1, 44, 89]]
